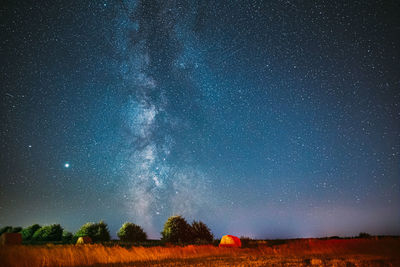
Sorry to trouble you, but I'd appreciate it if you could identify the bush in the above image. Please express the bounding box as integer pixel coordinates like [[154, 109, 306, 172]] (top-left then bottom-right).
[[358, 232, 371, 238], [32, 224, 63, 241], [0, 226, 23, 235], [0, 226, 13, 235], [74, 221, 110, 242], [117, 222, 147, 242], [21, 224, 41, 241], [191, 221, 213, 243], [62, 231, 73, 243], [240, 236, 257, 248], [161, 215, 193, 244]]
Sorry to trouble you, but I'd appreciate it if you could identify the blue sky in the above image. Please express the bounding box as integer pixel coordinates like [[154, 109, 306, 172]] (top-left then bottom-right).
[[1, 0, 399, 239]]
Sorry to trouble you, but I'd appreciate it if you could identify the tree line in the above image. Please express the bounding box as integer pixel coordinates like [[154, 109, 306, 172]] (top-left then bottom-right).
[[0, 215, 213, 244]]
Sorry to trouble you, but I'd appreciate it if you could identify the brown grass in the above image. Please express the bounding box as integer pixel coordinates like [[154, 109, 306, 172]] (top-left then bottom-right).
[[1, 238, 399, 266]]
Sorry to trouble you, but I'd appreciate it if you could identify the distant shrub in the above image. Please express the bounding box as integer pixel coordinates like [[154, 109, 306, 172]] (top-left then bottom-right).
[[240, 236, 258, 248], [62, 231, 73, 243], [240, 236, 251, 247], [21, 224, 41, 241], [32, 224, 63, 241], [74, 221, 110, 242], [117, 222, 147, 242], [358, 232, 371, 238], [191, 221, 214, 243], [161, 215, 193, 244]]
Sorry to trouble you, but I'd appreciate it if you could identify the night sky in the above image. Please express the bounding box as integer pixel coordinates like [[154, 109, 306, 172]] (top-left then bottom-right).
[[1, 0, 399, 239]]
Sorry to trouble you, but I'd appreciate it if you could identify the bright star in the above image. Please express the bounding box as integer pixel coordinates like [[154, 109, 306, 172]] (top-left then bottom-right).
[[64, 163, 70, 168]]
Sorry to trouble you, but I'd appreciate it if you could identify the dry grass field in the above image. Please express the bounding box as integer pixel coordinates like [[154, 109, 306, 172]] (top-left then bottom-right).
[[1, 238, 399, 266]]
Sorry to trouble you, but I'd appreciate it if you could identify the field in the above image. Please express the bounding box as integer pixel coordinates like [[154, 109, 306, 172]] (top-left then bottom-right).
[[1, 238, 399, 266]]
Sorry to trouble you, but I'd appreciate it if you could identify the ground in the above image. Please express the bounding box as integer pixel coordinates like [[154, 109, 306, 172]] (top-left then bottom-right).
[[1, 238, 399, 266]]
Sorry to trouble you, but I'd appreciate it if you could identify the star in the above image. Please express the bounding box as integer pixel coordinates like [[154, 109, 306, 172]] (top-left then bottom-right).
[[0, 0, 398, 240]]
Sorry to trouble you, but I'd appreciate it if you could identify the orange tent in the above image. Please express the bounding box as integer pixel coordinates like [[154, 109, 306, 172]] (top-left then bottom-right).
[[219, 235, 241, 248], [76, 236, 92, 244]]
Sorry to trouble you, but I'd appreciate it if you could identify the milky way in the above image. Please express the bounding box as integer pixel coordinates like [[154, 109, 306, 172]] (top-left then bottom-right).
[[1, 0, 399, 238], [114, 1, 215, 237]]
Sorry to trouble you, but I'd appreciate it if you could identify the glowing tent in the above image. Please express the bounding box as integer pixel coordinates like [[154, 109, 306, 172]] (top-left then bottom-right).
[[76, 236, 92, 244], [219, 235, 241, 248]]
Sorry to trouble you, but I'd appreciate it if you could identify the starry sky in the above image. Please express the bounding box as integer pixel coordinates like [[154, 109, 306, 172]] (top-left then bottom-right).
[[1, 0, 399, 239]]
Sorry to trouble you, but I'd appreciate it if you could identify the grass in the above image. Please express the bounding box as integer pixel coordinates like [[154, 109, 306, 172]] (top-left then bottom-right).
[[1, 237, 399, 266]]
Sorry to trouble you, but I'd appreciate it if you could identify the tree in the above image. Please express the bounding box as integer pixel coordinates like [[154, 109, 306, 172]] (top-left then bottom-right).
[[74, 221, 110, 242], [0, 226, 22, 235], [161, 215, 192, 243], [75, 223, 97, 240], [62, 231, 73, 243], [96, 221, 111, 242], [21, 224, 41, 241], [32, 224, 63, 241], [191, 220, 213, 243], [117, 222, 147, 242]]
